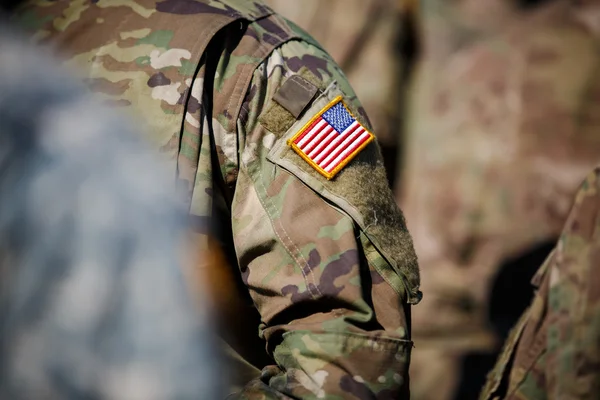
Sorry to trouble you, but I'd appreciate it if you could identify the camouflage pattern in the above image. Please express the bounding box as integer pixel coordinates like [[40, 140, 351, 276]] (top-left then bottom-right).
[[263, 0, 405, 148], [15, 0, 420, 398], [416, 0, 519, 65], [0, 23, 220, 399], [481, 166, 600, 400], [401, 1, 600, 399]]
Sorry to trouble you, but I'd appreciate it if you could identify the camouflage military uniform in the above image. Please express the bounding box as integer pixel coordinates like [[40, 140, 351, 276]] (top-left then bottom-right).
[[401, 1, 600, 399], [263, 0, 405, 149], [481, 166, 600, 400], [0, 22, 220, 399], [15, 1, 420, 398]]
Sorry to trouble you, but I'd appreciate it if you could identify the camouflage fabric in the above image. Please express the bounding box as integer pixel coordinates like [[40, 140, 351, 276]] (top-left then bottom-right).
[[15, 1, 420, 398], [481, 166, 600, 400], [0, 23, 220, 399], [401, 1, 600, 399], [263, 0, 405, 148], [416, 0, 519, 65]]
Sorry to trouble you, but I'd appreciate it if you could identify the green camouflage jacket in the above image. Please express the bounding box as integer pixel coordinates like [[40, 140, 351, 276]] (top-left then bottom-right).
[[481, 166, 600, 399], [15, 1, 420, 398]]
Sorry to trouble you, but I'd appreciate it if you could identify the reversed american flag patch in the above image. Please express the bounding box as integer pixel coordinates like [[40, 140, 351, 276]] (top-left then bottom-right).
[[287, 96, 375, 179]]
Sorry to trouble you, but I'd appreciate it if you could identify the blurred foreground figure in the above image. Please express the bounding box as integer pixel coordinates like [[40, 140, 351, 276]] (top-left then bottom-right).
[[264, 0, 409, 183], [401, 0, 600, 398], [481, 166, 600, 400], [0, 20, 220, 399], [15, 0, 421, 398]]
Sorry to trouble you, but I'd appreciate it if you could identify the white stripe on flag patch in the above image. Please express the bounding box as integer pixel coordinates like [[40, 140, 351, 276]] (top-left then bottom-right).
[[321, 127, 366, 170], [313, 121, 360, 165], [287, 96, 375, 179], [297, 118, 327, 148]]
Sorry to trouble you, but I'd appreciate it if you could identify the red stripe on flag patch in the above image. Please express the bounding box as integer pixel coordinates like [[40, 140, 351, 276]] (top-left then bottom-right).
[[287, 96, 375, 179]]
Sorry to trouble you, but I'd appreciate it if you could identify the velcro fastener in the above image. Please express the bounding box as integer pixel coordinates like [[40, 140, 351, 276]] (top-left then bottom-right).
[[259, 68, 323, 136], [273, 75, 319, 118]]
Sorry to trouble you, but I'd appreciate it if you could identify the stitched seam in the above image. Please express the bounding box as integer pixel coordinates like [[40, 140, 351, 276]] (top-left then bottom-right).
[[280, 331, 413, 353], [362, 234, 404, 297], [256, 169, 322, 298], [180, 16, 223, 133], [225, 42, 267, 131], [239, 104, 250, 125], [290, 75, 316, 93], [256, 171, 322, 298], [178, 18, 223, 192]]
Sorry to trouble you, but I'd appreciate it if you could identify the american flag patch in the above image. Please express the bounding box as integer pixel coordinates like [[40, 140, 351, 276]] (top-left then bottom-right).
[[288, 96, 374, 179]]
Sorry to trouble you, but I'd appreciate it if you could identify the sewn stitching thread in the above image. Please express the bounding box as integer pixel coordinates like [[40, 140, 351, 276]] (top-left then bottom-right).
[[256, 169, 322, 299]]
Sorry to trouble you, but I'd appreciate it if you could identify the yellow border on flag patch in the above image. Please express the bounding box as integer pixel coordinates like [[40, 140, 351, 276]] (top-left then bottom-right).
[[287, 96, 375, 180]]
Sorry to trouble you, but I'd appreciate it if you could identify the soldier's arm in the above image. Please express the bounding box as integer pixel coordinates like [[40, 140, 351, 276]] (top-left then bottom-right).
[[228, 38, 420, 399]]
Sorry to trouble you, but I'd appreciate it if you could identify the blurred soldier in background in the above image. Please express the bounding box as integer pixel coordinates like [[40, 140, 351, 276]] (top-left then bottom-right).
[[264, 0, 414, 184], [14, 0, 421, 398], [482, 165, 600, 400], [0, 14, 220, 399], [414, 0, 518, 69], [400, 0, 600, 398]]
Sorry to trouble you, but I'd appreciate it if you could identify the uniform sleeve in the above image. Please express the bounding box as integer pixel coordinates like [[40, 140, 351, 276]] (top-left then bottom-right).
[[228, 39, 420, 399], [545, 168, 600, 398]]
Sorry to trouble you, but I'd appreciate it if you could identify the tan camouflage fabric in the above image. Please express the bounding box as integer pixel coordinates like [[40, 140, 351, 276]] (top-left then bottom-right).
[[401, 1, 600, 399], [481, 166, 600, 400], [263, 0, 404, 148], [15, 0, 420, 398], [416, 0, 519, 66]]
